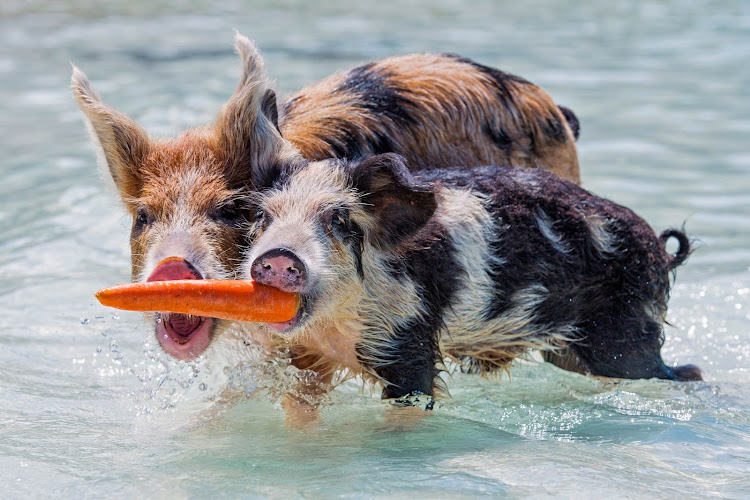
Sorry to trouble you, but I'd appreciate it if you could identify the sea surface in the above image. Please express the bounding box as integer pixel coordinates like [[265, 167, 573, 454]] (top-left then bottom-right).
[[1, 1, 748, 497]]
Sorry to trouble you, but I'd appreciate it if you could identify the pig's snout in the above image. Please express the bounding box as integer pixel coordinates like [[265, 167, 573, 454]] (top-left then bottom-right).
[[251, 249, 307, 293]]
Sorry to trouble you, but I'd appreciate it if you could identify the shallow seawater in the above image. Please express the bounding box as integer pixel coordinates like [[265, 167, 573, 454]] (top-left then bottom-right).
[[1, 0, 749, 497]]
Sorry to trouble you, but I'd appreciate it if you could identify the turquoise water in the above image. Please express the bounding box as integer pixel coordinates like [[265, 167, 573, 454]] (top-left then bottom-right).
[[1, 1, 749, 497]]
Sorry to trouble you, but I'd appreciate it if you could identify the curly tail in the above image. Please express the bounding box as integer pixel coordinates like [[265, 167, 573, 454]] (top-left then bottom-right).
[[659, 229, 691, 270]]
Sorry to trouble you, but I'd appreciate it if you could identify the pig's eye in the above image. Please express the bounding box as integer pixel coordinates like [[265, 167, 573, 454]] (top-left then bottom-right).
[[215, 200, 242, 225], [133, 208, 151, 232], [330, 208, 349, 229], [332, 208, 348, 225], [212, 200, 249, 227], [252, 208, 270, 229]]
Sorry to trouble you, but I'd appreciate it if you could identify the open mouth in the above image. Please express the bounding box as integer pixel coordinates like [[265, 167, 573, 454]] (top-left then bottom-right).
[[155, 312, 213, 361], [147, 257, 213, 361]]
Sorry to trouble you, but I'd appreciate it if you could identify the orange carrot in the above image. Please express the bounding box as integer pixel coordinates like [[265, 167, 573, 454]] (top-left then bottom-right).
[[95, 280, 300, 323]]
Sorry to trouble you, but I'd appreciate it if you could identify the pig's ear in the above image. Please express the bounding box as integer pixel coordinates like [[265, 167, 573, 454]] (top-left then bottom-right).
[[217, 33, 284, 185], [71, 66, 150, 202], [350, 153, 437, 250], [232, 32, 280, 132]]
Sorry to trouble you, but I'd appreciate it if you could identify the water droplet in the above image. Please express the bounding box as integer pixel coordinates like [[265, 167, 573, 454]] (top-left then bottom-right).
[[80, 318, 89, 325], [199, 383, 207, 391]]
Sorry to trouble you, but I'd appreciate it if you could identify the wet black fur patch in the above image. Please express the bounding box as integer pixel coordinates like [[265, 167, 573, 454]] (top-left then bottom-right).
[[413, 166, 697, 380], [347, 154, 462, 395], [362, 218, 463, 397]]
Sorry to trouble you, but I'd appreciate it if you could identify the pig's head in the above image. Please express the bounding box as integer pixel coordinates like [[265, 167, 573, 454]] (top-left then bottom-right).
[[243, 153, 437, 341], [72, 33, 302, 360]]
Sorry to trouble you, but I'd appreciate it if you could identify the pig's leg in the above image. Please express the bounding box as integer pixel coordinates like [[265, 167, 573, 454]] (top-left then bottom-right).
[[360, 320, 442, 400], [281, 348, 335, 428]]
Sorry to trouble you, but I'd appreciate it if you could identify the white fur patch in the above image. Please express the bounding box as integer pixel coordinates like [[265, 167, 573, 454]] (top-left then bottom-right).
[[436, 189, 578, 371], [536, 207, 571, 255], [585, 214, 619, 256]]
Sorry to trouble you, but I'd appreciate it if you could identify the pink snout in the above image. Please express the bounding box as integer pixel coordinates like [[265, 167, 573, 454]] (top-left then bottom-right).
[[250, 249, 307, 293], [147, 256, 202, 282]]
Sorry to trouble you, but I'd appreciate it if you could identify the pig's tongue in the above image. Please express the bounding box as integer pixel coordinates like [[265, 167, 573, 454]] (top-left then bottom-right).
[[164, 313, 202, 342]]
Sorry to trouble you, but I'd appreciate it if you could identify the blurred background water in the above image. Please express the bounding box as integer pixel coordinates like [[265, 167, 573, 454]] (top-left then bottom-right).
[[1, 0, 748, 497]]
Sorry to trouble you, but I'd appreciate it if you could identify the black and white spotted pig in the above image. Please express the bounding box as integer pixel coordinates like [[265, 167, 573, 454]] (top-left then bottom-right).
[[242, 153, 702, 399]]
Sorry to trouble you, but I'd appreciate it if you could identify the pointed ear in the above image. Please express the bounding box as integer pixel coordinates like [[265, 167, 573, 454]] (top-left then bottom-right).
[[71, 66, 150, 202], [350, 153, 437, 250], [233, 32, 279, 131], [217, 33, 283, 185]]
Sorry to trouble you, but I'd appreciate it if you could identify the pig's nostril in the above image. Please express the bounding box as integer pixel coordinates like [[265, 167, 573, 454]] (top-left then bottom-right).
[[251, 248, 307, 292]]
